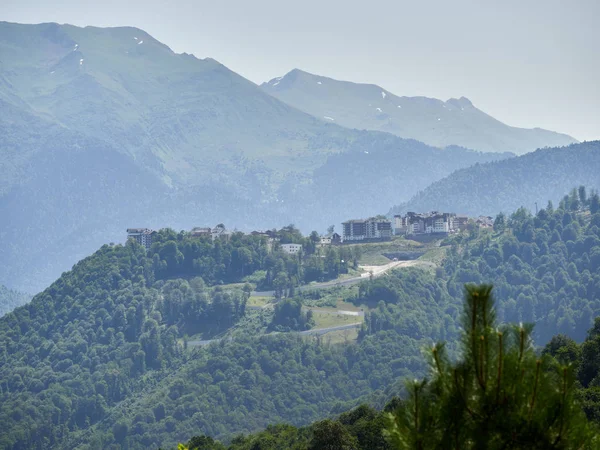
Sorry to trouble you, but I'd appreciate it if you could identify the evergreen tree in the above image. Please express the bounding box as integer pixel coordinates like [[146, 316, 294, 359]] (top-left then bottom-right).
[[493, 213, 506, 233], [385, 285, 596, 449], [591, 191, 600, 215], [579, 186, 588, 207]]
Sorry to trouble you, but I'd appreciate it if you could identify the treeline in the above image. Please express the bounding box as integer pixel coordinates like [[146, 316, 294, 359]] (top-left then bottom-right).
[[149, 226, 362, 293], [173, 402, 398, 450], [4, 187, 600, 449], [441, 186, 600, 343]]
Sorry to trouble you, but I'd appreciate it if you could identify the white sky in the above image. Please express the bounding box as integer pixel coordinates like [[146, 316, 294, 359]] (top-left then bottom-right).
[[2, 0, 599, 141]]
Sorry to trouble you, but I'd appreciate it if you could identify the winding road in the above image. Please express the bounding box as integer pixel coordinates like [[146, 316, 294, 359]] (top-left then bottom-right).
[[188, 259, 431, 348], [251, 259, 430, 297]]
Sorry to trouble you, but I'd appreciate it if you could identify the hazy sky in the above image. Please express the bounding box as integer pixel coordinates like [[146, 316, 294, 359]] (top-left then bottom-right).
[[3, 0, 599, 141]]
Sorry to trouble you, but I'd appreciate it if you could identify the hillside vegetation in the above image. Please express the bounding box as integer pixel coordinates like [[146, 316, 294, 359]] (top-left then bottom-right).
[[3, 188, 600, 449], [0, 233, 456, 449], [178, 287, 600, 450], [390, 141, 600, 217]]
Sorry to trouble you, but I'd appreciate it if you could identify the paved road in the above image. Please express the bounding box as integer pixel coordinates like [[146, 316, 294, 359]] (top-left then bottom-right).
[[251, 260, 429, 297], [297, 322, 361, 336], [187, 322, 362, 347], [304, 307, 364, 317], [189, 260, 430, 348]]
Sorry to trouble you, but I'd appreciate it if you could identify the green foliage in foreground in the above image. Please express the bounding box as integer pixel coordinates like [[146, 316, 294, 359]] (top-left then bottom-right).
[[386, 285, 595, 449]]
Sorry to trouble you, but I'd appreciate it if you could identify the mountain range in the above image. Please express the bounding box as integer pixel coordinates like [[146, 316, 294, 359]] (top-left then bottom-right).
[[261, 69, 577, 154], [0, 21, 586, 293]]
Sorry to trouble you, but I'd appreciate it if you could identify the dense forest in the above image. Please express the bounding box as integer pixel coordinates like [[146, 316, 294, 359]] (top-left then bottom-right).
[[177, 286, 600, 449], [148, 227, 361, 293], [0, 285, 30, 317], [440, 187, 600, 343], [3, 187, 600, 449], [390, 140, 600, 218], [0, 230, 448, 449]]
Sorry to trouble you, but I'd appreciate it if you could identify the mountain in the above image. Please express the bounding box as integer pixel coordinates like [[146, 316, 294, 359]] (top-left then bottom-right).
[[0, 285, 30, 317], [0, 22, 507, 293], [261, 69, 577, 154], [390, 141, 600, 217]]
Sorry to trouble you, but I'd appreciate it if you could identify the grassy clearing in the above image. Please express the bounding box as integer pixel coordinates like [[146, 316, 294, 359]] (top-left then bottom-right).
[[303, 327, 360, 345], [306, 300, 363, 314], [354, 237, 427, 266], [247, 296, 272, 308], [300, 285, 359, 308], [310, 311, 362, 329], [418, 247, 448, 265]]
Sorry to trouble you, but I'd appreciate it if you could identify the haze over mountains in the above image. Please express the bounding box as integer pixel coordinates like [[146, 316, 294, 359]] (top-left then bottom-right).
[[261, 69, 577, 154], [0, 21, 513, 292], [390, 141, 600, 217]]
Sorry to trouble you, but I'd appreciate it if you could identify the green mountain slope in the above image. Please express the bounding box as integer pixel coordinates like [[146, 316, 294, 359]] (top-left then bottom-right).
[[0, 231, 454, 449], [261, 69, 577, 154], [0, 22, 347, 184], [0, 21, 509, 293], [3, 190, 600, 448], [390, 141, 600, 217]]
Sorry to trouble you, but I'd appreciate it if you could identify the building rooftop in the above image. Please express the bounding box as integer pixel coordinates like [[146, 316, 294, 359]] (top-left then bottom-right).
[[127, 228, 153, 234]]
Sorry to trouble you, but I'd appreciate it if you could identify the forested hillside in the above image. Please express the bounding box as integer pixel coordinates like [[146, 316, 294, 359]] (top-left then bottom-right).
[[0, 231, 457, 449], [0, 286, 30, 317], [177, 289, 600, 450], [438, 187, 600, 343], [390, 141, 600, 217], [3, 188, 600, 449]]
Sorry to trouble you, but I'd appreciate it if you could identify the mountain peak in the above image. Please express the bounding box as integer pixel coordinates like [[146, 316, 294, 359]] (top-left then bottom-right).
[[447, 96, 473, 107], [260, 72, 576, 153]]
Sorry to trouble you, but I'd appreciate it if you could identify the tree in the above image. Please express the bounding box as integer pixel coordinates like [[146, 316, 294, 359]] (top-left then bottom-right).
[[579, 186, 588, 206], [186, 435, 226, 449], [590, 192, 600, 215], [385, 284, 595, 449], [570, 188, 581, 211], [493, 212, 506, 233], [309, 419, 359, 450]]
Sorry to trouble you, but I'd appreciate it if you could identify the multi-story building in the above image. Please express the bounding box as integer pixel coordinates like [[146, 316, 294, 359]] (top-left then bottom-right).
[[126, 228, 155, 249], [342, 218, 392, 242], [319, 232, 342, 246], [190, 227, 211, 237], [281, 243, 303, 254], [190, 224, 232, 241], [395, 212, 460, 235]]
